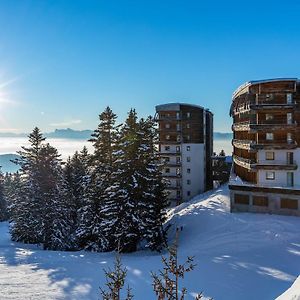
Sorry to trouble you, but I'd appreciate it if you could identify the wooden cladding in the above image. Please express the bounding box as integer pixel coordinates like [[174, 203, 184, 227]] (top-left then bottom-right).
[[253, 196, 268, 207], [234, 194, 250, 205], [157, 105, 206, 144], [280, 198, 299, 210]]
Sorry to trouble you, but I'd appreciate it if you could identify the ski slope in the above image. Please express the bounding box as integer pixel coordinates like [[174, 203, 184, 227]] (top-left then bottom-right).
[[0, 185, 299, 299]]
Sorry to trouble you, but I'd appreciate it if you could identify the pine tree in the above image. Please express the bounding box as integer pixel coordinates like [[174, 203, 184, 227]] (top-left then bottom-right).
[[151, 231, 204, 300], [77, 106, 120, 251], [0, 168, 8, 221], [100, 251, 134, 300], [137, 117, 169, 251], [112, 109, 143, 253], [10, 128, 73, 250], [38, 143, 73, 250], [11, 127, 46, 244], [63, 148, 90, 250]]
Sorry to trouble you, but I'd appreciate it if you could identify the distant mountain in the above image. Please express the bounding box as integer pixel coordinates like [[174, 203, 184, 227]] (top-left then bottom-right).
[[45, 128, 93, 139], [0, 154, 20, 174], [214, 132, 233, 140], [0, 129, 93, 140]]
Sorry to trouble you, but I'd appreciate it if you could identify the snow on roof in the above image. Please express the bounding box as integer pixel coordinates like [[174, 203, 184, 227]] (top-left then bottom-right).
[[232, 78, 299, 99]]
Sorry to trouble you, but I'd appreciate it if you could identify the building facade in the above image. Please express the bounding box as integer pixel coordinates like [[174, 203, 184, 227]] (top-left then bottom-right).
[[155, 103, 213, 205], [229, 78, 300, 216]]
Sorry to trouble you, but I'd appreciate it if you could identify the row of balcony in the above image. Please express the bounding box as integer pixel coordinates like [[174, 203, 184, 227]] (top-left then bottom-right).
[[232, 121, 297, 132], [233, 155, 298, 171], [232, 139, 298, 151]]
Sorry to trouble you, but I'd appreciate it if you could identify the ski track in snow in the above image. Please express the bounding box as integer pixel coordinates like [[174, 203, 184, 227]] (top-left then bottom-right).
[[0, 185, 299, 299]]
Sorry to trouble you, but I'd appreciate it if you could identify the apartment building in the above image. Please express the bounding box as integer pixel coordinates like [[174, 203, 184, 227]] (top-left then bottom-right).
[[229, 78, 300, 216], [155, 103, 213, 205]]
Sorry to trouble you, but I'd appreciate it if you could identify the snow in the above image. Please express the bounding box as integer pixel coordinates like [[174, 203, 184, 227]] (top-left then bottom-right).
[[0, 185, 300, 299], [277, 276, 300, 300]]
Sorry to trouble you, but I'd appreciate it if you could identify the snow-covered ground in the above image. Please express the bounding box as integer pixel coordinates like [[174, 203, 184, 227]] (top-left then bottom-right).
[[0, 185, 299, 299]]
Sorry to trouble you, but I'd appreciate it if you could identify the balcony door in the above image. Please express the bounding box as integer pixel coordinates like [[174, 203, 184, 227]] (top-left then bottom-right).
[[287, 152, 293, 165], [287, 172, 294, 187]]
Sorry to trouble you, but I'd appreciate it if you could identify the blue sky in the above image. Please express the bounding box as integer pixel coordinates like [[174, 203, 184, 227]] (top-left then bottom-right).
[[0, 0, 300, 133]]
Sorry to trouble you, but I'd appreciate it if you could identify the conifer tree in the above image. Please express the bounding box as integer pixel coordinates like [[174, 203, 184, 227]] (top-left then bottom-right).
[[0, 168, 7, 221], [137, 117, 169, 251], [151, 231, 204, 300], [77, 106, 120, 251], [11, 127, 46, 244], [112, 109, 142, 253]]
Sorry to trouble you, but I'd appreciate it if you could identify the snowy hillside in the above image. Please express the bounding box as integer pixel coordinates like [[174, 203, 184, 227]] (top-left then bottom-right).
[[0, 185, 299, 299]]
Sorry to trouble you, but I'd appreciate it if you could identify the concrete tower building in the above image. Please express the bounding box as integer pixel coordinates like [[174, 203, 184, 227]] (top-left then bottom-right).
[[229, 78, 300, 216], [155, 103, 213, 205]]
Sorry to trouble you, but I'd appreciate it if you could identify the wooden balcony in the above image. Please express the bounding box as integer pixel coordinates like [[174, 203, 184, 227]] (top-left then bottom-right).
[[256, 160, 298, 170], [250, 103, 296, 111], [232, 121, 297, 132], [233, 155, 255, 170], [233, 139, 298, 150], [233, 155, 298, 171]]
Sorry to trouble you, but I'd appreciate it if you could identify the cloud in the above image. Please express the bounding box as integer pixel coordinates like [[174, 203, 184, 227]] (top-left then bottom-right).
[[50, 119, 82, 127]]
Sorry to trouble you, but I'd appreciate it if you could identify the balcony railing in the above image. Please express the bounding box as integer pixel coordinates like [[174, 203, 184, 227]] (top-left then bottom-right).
[[233, 139, 298, 150], [233, 155, 298, 171], [232, 121, 297, 132]]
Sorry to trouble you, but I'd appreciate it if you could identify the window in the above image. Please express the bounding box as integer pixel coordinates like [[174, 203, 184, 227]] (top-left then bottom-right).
[[187, 168, 191, 173], [187, 179, 191, 185], [186, 123, 190, 129], [266, 171, 275, 180], [186, 146, 191, 151], [186, 135, 190, 141], [281, 198, 298, 210], [176, 157, 181, 164], [287, 93, 293, 104], [253, 196, 268, 207], [177, 135, 181, 142], [265, 152, 274, 160], [187, 191, 191, 196], [234, 194, 249, 205], [176, 190, 181, 197], [165, 168, 170, 173], [176, 112, 180, 120], [176, 123, 181, 131], [165, 146, 170, 151], [187, 157, 191, 162], [287, 113, 293, 125], [166, 135, 170, 140], [163, 157, 170, 163], [176, 146, 180, 152], [176, 168, 181, 175], [265, 94, 273, 101], [187, 112, 191, 118], [266, 114, 274, 121], [266, 133, 274, 140], [165, 123, 170, 129]]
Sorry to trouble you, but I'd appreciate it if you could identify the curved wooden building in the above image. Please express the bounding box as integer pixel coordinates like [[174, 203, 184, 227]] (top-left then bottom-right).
[[229, 78, 300, 216]]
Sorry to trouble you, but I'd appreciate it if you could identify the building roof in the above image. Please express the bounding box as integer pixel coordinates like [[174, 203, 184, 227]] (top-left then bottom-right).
[[155, 102, 211, 112], [232, 78, 299, 99]]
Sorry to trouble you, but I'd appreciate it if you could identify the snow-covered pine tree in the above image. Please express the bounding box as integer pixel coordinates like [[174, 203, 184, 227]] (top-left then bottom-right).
[[63, 148, 90, 249], [77, 106, 120, 252], [0, 168, 8, 221], [137, 116, 169, 251], [38, 143, 73, 250], [111, 109, 146, 253], [10, 127, 46, 244]]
